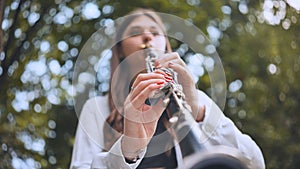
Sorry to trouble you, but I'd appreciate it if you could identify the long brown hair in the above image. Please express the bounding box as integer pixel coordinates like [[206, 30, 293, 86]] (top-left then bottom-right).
[[103, 8, 172, 150]]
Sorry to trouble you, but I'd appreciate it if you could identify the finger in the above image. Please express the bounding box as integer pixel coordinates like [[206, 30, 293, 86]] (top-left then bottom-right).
[[167, 61, 187, 75], [123, 84, 164, 124], [131, 82, 165, 107], [157, 52, 178, 62], [131, 77, 165, 96], [157, 52, 185, 67], [153, 69, 168, 76], [130, 72, 164, 90]]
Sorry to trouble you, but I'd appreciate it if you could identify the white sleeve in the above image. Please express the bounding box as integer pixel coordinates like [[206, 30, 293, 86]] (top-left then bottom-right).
[[197, 90, 265, 169], [91, 135, 147, 169], [70, 121, 102, 169], [70, 124, 147, 169], [69, 97, 147, 169], [69, 97, 106, 169]]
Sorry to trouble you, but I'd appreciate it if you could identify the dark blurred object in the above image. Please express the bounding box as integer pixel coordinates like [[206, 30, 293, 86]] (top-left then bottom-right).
[[182, 146, 248, 169]]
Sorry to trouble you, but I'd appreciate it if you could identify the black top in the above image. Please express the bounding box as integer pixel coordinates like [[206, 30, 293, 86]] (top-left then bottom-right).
[[137, 113, 177, 169]]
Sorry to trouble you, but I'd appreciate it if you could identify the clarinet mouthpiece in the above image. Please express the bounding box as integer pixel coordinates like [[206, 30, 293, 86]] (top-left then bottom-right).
[[140, 44, 147, 49]]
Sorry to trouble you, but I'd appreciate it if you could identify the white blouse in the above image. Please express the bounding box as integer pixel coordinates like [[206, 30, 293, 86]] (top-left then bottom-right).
[[70, 90, 265, 169]]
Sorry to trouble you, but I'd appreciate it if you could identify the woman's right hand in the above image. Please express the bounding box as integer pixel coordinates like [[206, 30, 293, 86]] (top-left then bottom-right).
[[121, 70, 168, 159]]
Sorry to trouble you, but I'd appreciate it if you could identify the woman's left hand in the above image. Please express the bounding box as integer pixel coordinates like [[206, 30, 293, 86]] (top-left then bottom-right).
[[156, 52, 205, 122]]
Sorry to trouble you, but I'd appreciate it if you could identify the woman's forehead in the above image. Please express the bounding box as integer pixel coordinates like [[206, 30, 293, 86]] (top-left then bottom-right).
[[127, 15, 161, 29]]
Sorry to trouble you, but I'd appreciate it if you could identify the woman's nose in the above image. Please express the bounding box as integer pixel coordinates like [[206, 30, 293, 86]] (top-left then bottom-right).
[[142, 31, 154, 43]]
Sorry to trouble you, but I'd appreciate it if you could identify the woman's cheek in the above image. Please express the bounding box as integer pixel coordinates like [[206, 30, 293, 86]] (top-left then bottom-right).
[[122, 40, 142, 57]]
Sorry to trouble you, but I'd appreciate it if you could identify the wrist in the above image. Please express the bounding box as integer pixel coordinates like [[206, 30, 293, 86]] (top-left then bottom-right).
[[121, 136, 146, 162], [122, 147, 144, 164], [122, 149, 141, 159], [123, 150, 141, 164], [195, 105, 205, 122], [125, 157, 139, 164]]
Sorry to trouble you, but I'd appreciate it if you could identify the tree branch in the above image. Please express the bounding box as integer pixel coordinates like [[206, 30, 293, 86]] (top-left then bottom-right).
[[0, 0, 6, 56], [0, 0, 47, 83]]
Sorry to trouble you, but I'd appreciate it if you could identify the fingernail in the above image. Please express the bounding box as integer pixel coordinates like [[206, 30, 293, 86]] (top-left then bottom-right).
[[164, 75, 173, 81], [156, 81, 165, 85], [165, 71, 172, 76]]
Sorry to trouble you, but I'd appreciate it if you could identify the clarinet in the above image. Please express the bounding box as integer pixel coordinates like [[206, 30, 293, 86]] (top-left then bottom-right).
[[142, 44, 203, 156], [141, 44, 248, 169]]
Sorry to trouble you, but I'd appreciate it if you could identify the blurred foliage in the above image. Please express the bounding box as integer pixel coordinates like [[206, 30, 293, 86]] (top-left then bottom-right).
[[0, 0, 299, 168]]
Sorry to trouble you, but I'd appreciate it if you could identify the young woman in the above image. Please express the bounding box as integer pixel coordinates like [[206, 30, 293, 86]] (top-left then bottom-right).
[[70, 8, 265, 169]]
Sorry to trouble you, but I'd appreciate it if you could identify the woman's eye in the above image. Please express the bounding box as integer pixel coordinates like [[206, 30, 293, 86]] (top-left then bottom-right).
[[127, 27, 163, 37], [128, 30, 142, 36], [151, 31, 160, 36]]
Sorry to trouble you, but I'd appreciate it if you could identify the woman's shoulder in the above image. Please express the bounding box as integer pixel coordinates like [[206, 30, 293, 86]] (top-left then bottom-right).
[[84, 95, 109, 107], [79, 95, 110, 118]]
